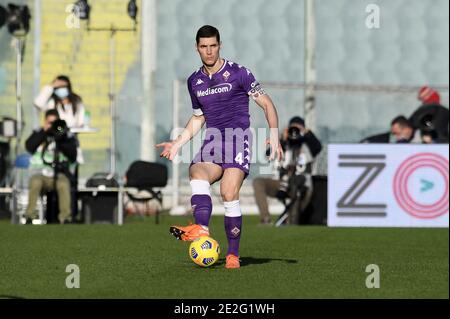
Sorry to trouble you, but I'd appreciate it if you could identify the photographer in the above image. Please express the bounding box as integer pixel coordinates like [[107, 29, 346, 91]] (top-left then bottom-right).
[[390, 115, 422, 143], [253, 116, 322, 225], [23, 110, 77, 224]]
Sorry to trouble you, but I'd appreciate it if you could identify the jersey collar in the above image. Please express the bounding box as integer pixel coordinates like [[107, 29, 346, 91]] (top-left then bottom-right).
[[201, 59, 228, 79]]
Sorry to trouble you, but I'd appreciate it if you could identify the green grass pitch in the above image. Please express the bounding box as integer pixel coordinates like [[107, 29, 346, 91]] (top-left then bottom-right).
[[0, 215, 447, 299]]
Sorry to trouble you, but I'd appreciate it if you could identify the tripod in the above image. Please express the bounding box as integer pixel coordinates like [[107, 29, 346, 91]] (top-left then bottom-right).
[[41, 138, 70, 224], [274, 175, 308, 227]]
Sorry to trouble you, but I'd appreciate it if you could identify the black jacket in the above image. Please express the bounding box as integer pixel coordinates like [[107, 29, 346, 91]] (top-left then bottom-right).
[[360, 132, 391, 143], [25, 129, 78, 164], [409, 103, 449, 143], [302, 130, 323, 158]]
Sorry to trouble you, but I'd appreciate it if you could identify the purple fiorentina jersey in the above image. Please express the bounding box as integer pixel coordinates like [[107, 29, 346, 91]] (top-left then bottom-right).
[[187, 59, 263, 131]]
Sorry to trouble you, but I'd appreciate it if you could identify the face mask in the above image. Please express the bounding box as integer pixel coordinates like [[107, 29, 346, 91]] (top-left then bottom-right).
[[54, 87, 69, 99]]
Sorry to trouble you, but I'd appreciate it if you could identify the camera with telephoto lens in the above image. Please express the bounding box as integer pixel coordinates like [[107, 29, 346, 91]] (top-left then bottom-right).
[[41, 119, 71, 170], [47, 119, 69, 142], [419, 114, 439, 141], [287, 126, 305, 146]]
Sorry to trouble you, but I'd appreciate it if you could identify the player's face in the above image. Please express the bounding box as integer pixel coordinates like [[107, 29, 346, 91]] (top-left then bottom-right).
[[196, 37, 221, 67]]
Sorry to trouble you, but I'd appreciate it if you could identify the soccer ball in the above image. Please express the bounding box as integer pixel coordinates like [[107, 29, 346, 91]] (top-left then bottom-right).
[[189, 236, 220, 267]]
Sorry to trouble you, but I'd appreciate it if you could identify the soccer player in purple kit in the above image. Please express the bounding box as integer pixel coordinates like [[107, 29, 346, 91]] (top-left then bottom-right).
[[156, 25, 283, 269]]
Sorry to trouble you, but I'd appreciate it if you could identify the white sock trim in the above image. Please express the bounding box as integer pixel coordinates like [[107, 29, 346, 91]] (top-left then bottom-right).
[[190, 179, 211, 196], [224, 200, 242, 217]]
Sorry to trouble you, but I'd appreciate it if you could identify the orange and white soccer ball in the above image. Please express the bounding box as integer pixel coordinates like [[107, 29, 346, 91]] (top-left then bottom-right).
[[189, 236, 220, 267]]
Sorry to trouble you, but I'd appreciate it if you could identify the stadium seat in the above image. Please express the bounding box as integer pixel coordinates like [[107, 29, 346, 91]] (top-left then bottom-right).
[[1, 142, 11, 184], [124, 161, 168, 224]]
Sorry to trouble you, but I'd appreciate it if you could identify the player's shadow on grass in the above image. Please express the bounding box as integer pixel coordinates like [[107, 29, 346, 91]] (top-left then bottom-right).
[[240, 257, 299, 267], [216, 257, 298, 267]]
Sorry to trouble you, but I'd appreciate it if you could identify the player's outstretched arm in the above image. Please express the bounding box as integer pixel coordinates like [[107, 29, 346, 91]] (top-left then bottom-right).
[[254, 94, 283, 162], [155, 114, 205, 161]]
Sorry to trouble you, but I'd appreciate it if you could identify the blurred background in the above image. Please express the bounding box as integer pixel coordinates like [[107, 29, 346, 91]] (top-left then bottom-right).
[[0, 0, 448, 218]]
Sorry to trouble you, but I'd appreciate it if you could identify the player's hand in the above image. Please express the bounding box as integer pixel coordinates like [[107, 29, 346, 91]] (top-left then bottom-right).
[[265, 137, 283, 162], [155, 141, 179, 161]]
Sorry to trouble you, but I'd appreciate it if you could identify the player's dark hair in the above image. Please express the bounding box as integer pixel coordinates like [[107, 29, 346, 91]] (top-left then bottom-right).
[[391, 115, 412, 128], [196, 25, 220, 44], [45, 109, 60, 119]]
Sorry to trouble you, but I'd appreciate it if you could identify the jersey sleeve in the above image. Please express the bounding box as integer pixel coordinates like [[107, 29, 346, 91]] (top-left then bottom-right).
[[187, 77, 203, 116], [239, 67, 266, 100]]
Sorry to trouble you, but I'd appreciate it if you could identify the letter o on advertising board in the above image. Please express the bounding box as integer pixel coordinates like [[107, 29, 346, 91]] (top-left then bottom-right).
[[393, 153, 449, 219]]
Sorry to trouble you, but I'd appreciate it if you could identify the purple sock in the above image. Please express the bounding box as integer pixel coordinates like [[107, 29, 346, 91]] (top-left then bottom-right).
[[191, 194, 212, 227], [224, 216, 242, 256]]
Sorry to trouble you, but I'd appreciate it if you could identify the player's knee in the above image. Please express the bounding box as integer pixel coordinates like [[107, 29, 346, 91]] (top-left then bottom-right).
[[189, 167, 209, 181], [189, 172, 208, 181], [220, 189, 238, 202]]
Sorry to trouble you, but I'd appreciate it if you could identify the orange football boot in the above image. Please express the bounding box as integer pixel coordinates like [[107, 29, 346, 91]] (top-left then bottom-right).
[[225, 254, 240, 269], [169, 223, 209, 241]]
